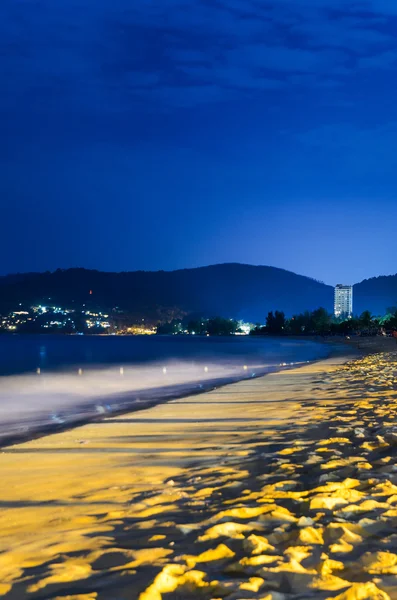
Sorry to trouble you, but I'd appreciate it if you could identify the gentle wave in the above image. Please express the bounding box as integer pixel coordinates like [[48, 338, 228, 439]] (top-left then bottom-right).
[[0, 336, 330, 445]]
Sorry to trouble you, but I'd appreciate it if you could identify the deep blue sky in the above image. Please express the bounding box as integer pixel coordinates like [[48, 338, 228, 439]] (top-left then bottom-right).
[[1, 0, 396, 285]]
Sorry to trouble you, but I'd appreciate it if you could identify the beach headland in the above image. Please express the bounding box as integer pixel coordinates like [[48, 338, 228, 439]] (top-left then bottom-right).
[[1, 338, 397, 599]]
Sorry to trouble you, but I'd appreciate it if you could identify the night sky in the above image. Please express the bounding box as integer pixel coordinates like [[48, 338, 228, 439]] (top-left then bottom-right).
[[1, 0, 396, 285]]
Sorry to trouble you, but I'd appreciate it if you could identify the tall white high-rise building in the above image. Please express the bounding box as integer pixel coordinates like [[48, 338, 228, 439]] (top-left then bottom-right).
[[334, 284, 353, 318]]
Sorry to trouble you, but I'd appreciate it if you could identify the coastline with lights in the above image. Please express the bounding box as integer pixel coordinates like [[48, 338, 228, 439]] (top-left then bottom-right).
[[2, 299, 397, 340], [0, 303, 254, 337]]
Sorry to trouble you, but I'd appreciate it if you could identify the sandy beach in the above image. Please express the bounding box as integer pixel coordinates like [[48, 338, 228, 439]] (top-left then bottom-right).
[[1, 339, 397, 599]]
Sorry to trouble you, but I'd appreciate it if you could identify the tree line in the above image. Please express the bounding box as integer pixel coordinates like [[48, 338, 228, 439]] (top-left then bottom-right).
[[157, 308, 397, 337], [157, 317, 241, 336], [251, 307, 397, 336]]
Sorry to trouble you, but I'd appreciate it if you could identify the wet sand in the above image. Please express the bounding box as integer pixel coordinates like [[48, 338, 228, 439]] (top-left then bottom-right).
[[1, 339, 397, 599]]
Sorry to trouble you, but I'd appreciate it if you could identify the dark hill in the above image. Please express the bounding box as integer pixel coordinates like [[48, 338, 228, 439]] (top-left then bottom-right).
[[0, 264, 333, 323], [0, 273, 38, 285], [354, 274, 397, 316]]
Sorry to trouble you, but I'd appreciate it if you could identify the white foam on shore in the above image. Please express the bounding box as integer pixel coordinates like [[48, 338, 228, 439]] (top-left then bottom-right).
[[0, 360, 282, 439]]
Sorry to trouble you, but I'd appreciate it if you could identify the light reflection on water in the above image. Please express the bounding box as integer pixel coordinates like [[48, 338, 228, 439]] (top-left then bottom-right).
[[0, 335, 329, 376]]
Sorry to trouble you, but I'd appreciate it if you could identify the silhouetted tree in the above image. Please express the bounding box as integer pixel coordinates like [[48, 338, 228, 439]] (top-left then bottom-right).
[[156, 319, 182, 335], [186, 319, 208, 335], [286, 311, 311, 335], [310, 307, 331, 334], [266, 311, 285, 334], [207, 317, 238, 336], [359, 310, 373, 329], [250, 325, 267, 336]]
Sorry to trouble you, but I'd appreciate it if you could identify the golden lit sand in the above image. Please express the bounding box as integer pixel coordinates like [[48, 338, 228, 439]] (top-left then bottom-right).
[[2, 347, 397, 598]]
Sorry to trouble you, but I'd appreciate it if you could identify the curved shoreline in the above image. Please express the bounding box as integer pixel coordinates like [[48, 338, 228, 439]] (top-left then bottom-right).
[[0, 338, 345, 449]]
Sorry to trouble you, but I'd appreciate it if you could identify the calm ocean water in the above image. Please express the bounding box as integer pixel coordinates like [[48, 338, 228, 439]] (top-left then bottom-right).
[[0, 335, 330, 445], [0, 334, 329, 376]]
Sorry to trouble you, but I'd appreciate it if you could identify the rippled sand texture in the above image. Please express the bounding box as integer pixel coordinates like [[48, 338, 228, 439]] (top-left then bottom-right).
[[2, 351, 397, 598]]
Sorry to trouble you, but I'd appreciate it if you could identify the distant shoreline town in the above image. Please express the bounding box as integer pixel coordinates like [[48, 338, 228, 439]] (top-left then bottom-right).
[[1, 293, 397, 338]]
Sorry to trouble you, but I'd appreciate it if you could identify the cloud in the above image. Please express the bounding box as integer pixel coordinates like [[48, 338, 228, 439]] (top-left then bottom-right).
[[169, 49, 209, 64], [213, 67, 285, 90], [366, 0, 397, 16], [358, 49, 397, 69], [227, 44, 348, 74], [290, 16, 393, 51], [178, 64, 284, 91], [151, 84, 228, 108], [0, 0, 397, 118], [262, 0, 397, 16]]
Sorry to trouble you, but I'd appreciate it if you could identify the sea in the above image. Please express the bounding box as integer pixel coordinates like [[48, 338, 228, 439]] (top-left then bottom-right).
[[0, 334, 331, 445]]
